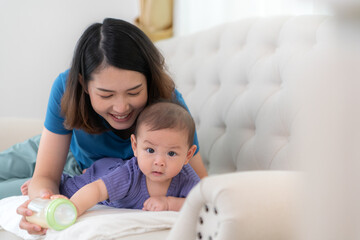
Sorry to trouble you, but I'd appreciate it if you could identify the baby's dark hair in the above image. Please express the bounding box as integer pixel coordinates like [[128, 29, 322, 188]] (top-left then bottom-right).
[[134, 101, 195, 147]]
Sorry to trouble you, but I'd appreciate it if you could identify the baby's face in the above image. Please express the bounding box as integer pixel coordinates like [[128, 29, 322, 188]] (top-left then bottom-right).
[[131, 125, 194, 185]]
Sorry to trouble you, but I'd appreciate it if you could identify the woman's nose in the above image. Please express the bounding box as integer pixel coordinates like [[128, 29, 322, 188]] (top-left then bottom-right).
[[113, 97, 129, 113]]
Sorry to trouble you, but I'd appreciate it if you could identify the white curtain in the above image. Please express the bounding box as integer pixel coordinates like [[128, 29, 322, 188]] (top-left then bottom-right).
[[174, 0, 332, 36]]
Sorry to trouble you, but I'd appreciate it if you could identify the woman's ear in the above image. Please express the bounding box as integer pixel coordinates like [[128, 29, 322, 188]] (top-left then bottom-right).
[[78, 74, 88, 94], [184, 145, 197, 165], [130, 134, 138, 157]]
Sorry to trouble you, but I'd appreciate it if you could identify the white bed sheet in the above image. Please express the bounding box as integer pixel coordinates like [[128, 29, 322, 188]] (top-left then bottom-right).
[[0, 196, 177, 240]]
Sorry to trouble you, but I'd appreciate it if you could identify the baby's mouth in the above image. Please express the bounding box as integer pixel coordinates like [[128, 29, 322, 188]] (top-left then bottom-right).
[[152, 171, 163, 176]]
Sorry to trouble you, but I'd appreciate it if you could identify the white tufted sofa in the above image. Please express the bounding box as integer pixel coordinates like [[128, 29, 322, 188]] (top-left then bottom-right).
[[2, 14, 360, 239], [155, 15, 325, 239], [158, 14, 360, 240]]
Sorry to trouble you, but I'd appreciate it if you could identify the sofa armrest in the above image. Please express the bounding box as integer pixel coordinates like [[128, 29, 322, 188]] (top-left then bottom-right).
[[0, 117, 43, 151], [167, 171, 302, 240]]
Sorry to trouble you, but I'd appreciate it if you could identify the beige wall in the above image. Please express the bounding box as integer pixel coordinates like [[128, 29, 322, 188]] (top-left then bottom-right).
[[0, 0, 139, 119]]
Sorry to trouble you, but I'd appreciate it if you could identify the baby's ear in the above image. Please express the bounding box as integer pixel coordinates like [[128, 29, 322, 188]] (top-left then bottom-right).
[[184, 145, 197, 165], [130, 134, 137, 156]]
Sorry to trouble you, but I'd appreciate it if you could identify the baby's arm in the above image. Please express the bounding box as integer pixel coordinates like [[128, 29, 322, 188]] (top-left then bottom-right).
[[70, 179, 109, 216], [143, 196, 185, 211]]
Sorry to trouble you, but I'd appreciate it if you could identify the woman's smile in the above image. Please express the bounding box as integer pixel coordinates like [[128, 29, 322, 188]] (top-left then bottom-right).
[[109, 112, 132, 121]]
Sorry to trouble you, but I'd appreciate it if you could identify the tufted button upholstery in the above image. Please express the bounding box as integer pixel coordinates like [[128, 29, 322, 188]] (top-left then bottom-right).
[[167, 171, 303, 240], [196, 203, 220, 240], [156, 15, 334, 174]]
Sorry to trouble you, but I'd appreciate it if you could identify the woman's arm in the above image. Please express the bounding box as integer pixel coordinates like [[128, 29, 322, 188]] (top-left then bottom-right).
[[70, 179, 109, 216], [189, 152, 208, 179], [28, 128, 72, 198], [18, 128, 71, 235]]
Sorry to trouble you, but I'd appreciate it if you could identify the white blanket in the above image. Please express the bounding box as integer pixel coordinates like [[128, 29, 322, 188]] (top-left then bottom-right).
[[0, 196, 177, 240]]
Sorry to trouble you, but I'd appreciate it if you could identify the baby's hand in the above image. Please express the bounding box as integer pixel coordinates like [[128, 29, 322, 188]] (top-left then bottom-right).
[[50, 194, 69, 200], [143, 196, 168, 211]]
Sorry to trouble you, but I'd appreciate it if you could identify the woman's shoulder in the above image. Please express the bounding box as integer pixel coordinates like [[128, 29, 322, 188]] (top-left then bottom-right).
[[50, 69, 70, 93], [58, 69, 70, 78], [55, 69, 70, 85], [173, 88, 186, 103], [173, 88, 181, 97]]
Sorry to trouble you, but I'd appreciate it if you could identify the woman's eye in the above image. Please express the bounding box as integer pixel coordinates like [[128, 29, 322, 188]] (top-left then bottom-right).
[[128, 92, 140, 96], [100, 95, 113, 99], [168, 151, 176, 157], [146, 148, 154, 153]]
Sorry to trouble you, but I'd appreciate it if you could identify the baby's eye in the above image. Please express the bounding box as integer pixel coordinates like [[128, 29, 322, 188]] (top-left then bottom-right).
[[146, 148, 154, 153], [168, 151, 176, 157]]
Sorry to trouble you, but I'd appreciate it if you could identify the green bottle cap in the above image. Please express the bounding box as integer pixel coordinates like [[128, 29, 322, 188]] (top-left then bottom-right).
[[46, 198, 77, 231]]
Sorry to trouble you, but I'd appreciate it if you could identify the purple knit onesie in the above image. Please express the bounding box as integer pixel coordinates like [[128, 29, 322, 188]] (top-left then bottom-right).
[[59, 157, 200, 209]]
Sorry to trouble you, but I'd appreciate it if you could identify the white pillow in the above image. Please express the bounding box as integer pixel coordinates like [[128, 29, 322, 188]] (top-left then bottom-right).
[[0, 196, 177, 240]]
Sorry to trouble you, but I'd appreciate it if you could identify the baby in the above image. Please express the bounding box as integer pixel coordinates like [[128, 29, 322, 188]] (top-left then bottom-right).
[[52, 101, 200, 216]]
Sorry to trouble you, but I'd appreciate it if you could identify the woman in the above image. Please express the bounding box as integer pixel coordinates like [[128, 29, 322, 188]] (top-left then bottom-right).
[[15, 18, 207, 235]]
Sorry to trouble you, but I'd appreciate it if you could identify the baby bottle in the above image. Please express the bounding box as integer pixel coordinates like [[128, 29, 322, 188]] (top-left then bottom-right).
[[26, 198, 77, 231]]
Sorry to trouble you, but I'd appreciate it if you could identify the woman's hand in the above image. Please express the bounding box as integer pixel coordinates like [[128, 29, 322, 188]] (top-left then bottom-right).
[[16, 190, 53, 235], [17, 199, 47, 235]]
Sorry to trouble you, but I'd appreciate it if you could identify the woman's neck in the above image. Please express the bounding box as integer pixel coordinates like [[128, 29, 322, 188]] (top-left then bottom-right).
[[111, 124, 136, 139]]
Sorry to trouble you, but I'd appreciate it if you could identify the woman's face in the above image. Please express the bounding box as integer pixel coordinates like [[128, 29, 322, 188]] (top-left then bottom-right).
[[87, 66, 148, 131]]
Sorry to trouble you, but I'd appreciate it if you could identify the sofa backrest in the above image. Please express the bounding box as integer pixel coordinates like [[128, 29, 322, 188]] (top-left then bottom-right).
[[156, 15, 336, 174]]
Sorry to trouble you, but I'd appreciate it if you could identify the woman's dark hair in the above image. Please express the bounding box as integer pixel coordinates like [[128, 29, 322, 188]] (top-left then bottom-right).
[[61, 18, 175, 133]]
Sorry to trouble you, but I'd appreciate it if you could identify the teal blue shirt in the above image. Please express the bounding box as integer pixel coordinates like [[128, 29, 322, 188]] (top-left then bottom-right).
[[44, 69, 199, 169]]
